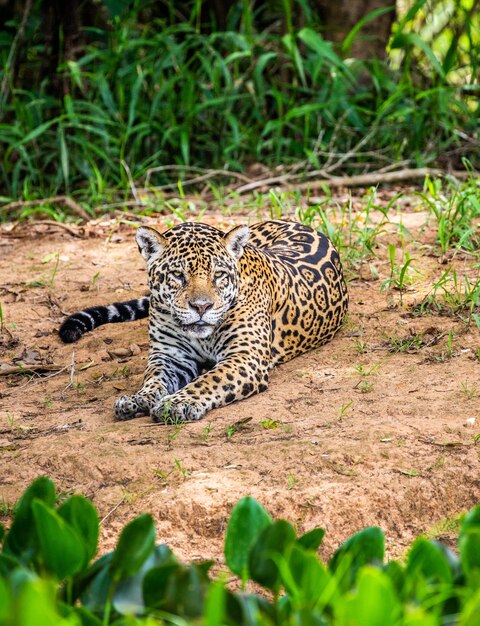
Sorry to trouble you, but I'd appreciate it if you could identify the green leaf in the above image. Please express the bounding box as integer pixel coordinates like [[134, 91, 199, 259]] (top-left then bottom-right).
[[329, 526, 384, 591], [143, 562, 180, 610], [460, 505, 480, 534], [113, 544, 176, 615], [342, 7, 394, 56], [459, 529, 480, 587], [204, 580, 227, 626], [297, 528, 325, 552], [58, 495, 99, 571], [407, 537, 453, 586], [15, 579, 64, 626], [402, 607, 438, 626], [58, 125, 69, 189], [248, 520, 297, 591], [15, 117, 62, 147], [280, 545, 332, 610], [391, 33, 446, 80], [80, 555, 114, 615], [32, 499, 85, 580], [144, 562, 210, 618], [0, 577, 11, 622], [335, 567, 400, 626], [110, 514, 156, 580], [0, 553, 22, 577], [460, 588, 480, 626], [3, 476, 56, 562], [224, 496, 271, 582], [71, 606, 103, 626]]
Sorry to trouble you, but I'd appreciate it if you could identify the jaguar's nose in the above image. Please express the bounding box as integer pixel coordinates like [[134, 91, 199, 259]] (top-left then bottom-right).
[[188, 299, 214, 317]]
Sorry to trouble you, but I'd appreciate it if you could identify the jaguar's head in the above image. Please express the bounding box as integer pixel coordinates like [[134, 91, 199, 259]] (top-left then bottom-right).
[[136, 222, 249, 339]]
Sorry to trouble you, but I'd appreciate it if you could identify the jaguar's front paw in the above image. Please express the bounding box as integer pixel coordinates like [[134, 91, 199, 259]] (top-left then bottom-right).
[[151, 395, 206, 423], [114, 394, 149, 420]]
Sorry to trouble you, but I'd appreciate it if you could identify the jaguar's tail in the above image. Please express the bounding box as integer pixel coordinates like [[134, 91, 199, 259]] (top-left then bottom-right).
[[59, 296, 150, 343]]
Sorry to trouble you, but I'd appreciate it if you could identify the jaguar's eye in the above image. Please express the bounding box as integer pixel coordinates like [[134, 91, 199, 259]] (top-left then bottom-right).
[[214, 271, 228, 282], [170, 271, 186, 284]]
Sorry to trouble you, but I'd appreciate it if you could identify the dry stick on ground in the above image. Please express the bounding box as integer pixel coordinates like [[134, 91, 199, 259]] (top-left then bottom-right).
[[26, 220, 85, 238], [1, 196, 91, 221], [234, 167, 475, 196], [144, 164, 253, 187], [0, 364, 65, 376], [299, 168, 475, 198]]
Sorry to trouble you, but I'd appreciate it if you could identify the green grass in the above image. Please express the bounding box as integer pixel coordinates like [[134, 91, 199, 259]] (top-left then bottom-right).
[[0, 2, 478, 214]]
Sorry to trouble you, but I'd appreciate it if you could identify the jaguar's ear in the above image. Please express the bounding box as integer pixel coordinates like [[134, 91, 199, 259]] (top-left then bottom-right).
[[136, 226, 167, 262], [224, 225, 249, 260]]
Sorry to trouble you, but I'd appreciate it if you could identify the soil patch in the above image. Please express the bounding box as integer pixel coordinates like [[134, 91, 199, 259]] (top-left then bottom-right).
[[1, 192, 479, 566]]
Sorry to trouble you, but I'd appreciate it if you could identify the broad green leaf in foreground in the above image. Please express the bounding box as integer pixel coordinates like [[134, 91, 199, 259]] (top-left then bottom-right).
[[58, 495, 99, 571], [32, 500, 85, 580], [3, 476, 56, 562], [110, 514, 156, 580], [329, 526, 384, 591], [248, 520, 297, 591], [335, 567, 400, 626], [224, 496, 271, 583]]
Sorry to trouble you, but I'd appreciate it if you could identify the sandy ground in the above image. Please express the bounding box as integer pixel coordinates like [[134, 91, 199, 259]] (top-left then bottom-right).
[[1, 191, 479, 568]]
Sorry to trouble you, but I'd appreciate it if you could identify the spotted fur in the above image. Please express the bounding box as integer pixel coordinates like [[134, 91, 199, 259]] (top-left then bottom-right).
[[59, 220, 348, 422]]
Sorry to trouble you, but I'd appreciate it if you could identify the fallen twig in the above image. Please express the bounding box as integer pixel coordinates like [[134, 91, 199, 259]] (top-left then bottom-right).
[[0, 363, 65, 376], [144, 164, 252, 187], [298, 168, 474, 194], [235, 167, 475, 195], [100, 497, 126, 525], [1, 196, 91, 221], [29, 220, 84, 238]]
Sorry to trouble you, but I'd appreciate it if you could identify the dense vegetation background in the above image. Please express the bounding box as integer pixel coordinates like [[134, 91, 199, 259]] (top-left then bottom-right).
[[0, 0, 478, 211]]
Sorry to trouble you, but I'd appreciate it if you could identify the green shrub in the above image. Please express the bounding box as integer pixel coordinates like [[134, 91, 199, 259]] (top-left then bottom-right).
[[0, 2, 478, 207], [1, 477, 480, 625]]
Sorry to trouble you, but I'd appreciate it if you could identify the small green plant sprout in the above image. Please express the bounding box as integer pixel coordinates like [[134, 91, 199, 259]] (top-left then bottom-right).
[[337, 400, 353, 419], [166, 424, 182, 448], [287, 471, 296, 490], [6, 413, 15, 428], [151, 466, 174, 483], [432, 330, 456, 363], [0, 497, 15, 517], [419, 178, 480, 255], [353, 337, 368, 354], [357, 380, 373, 394], [41, 251, 61, 288], [225, 417, 253, 440], [423, 267, 480, 327], [380, 244, 417, 305], [201, 423, 214, 442], [174, 458, 191, 479], [260, 419, 279, 429], [91, 271, 101, 289], [353, 363, 379, 377], [44, 397, 53, 409], [460, 382, 477, 400], [386, 328, 444, 353]]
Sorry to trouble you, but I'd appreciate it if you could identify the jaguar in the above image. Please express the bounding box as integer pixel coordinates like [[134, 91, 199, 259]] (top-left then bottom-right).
[[60, 220, 348, 421]]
